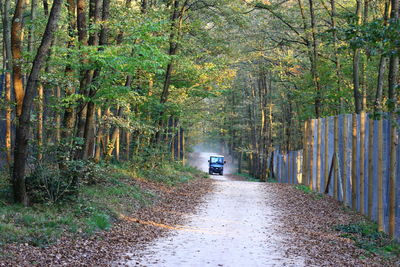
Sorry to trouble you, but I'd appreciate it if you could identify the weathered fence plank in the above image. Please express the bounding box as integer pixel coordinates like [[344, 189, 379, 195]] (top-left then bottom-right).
[[378, 118, 384, 231], [360, 112, 366, 214], [334, 116, 339, 200], [317, 119, 322, 192]]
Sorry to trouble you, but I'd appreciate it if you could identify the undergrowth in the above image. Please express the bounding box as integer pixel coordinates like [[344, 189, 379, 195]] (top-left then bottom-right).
[[335, 221, 400, 258], [0, 161, 204, 248]]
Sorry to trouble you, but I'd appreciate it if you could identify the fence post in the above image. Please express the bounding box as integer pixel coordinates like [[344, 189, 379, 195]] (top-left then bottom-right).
[[360, 112, 365, 214], [389, 113, 397, 238], [334, 116, 339, 199], [317, 118, 322, 192], [360, 112, 366, 214], [310, 119, 315, 190], [324, 118, 329, 192], [343, 115, 348, 205], [378, 118, 384, 232], [368, 118, 374, 219], [292, 151, 296, 184], [302, 120, 309, 185], [351, 113, 357, 210]]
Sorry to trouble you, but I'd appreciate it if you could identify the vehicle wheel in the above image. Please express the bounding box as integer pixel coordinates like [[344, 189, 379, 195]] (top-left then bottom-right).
[[209, 170, 213, 175], [220, 172, 223, 176]]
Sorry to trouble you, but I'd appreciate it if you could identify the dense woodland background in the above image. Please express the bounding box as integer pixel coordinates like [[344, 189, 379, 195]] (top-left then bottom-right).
[[0, 0, 399, 205]]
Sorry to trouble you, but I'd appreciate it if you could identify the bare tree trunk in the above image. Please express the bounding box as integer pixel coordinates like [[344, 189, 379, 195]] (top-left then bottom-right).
[[94, 108, 102, 162], [11, 0, 26, 118], [2, 0, 12, 165], [298, 0, 321, 117], [105, 107, 123, 160], [116, 130, 120, 161], [330, 0, 343, 112], [12, 0, 63, 205], [75, 0, 89, 140], [308, 0, 322, 117], [126, 131, 131, 161], [37, 84, 43, 160], [27, 0, 37, 53], [55, 86, 61, 142], [42, 0, 49, 15], [353, 0, 363, 114], [374, 1, 390, 113]]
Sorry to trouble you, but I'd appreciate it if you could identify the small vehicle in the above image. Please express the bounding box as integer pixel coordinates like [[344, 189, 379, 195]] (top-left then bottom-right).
[[208, 155, 226, 175]]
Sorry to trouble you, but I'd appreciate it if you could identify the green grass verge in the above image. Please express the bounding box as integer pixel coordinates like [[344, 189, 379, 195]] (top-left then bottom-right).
[[294, 184, 324, 200], [0, 161, 204, 248], [335, 221, 400, 258]]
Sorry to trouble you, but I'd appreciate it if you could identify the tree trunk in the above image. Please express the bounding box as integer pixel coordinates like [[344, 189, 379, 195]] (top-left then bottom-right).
[[11, 0, 26, 118], [82, 0, 110, 159], [74, 0, 89, 141], [2, 0, 12, 165], [308, 0, 322, 117], [373, 1, 390, 114], [155, 0, 182, 143], [94, 108, 103, 162], [37, 84, 44, 160], [12, 0, 63, 205], [353, 0, 363, 114], [330, 0, 343, 113], [61, 0, 77, 140], [27, 0, 37, 53]]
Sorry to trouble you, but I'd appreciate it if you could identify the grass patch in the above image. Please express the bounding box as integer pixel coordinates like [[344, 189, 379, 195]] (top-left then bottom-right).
[[335, 221, 400, 258], [294, 184, 324, 200], [0, 161, 204, 248]]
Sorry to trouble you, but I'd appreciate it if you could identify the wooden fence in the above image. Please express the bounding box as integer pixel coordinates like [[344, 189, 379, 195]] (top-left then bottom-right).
[[273, 112, 400, 239]]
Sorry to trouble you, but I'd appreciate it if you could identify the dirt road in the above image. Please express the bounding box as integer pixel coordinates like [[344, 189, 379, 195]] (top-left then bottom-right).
[[121, 153, 303, 266], [118, 153, 394, 267], [123, 177, 303, 266]]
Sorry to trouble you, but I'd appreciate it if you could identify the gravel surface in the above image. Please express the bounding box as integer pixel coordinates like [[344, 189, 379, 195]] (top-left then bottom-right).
[[119, 175, 304, 267], [115, 152, 398, 267]]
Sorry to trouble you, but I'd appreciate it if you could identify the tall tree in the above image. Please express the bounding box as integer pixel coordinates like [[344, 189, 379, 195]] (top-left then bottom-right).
[[353, 0, 363, 114], [12, 0, 64, 205], [11, 0, 26, 118]]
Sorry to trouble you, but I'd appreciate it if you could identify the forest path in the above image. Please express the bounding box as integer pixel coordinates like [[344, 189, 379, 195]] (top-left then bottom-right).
[[117, 153, 391, 266], [120, 153, 303, 266], [121, 176, 303, 267]]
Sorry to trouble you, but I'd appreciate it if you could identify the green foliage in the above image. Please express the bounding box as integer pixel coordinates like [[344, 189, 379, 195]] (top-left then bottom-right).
[[335, 222, 400, 258], [138, 161, 206, 186], [25, 159, 111, 204]]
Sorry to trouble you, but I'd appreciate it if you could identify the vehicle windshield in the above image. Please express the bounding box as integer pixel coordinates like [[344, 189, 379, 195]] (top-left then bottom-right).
[[210, 157, 224, 164]]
